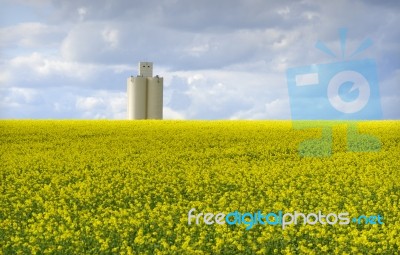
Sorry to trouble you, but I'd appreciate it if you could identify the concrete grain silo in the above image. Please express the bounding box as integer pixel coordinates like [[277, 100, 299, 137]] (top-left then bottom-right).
[[127, 62, 163, 120], [147, 76, 163, 119], [127, 76, 147, 119]]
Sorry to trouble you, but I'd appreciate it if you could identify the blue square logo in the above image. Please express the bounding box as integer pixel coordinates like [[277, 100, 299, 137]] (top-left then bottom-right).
[[287, 59, 381, 120], [285, 29, 382, 157]]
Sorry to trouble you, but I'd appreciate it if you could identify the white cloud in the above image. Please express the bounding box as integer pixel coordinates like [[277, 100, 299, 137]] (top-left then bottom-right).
[[6, 52, 99, 82], [60, 22, 126, 63], [101, 27, 120, 49], [163, 107, 185, 119], [1, 87, 39, 106], [379, 68, 400, 119], [162, 66, 288, 119], [0, 22, 63, 48], [76, 96, 104, 111], [75, 91, 126, 119], [229, 98, 290, 120], [0, 87, 43, 118], [265, 98, 291, 119], [0, 70, 11, 86], [381, 95, 400, 119], [77, 7, 87, 21], [1, 0, 399, 119]]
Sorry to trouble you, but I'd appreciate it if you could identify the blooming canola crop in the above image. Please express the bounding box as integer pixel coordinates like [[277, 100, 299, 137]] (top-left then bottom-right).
[[0, 120, 399, 254]]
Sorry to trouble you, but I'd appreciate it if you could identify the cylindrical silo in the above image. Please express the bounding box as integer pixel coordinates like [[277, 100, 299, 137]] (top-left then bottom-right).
[[127, 76, 147, 120], [147, 76, 163, 119], [127, 77, 133, 119]]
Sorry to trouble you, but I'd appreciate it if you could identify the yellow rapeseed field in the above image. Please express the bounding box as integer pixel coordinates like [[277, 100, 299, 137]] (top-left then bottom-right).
[[1, 120, 399, 254]]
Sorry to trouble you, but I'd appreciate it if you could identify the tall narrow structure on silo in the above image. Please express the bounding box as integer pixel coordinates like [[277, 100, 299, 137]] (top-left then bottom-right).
[[127, 62, 163, 120]]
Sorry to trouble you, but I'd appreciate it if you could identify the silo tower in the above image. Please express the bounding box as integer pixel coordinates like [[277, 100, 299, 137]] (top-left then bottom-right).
[[127, 62, 163, 120]]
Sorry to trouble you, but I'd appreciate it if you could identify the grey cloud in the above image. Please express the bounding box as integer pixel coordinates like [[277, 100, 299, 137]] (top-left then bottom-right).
[[50, 0, 317, 30], [361, 0, 400, 9], [1, 0, 399, 119], [158, 0, 318, 32], [43, 0, 400, 72], [0, 23, 65, 48]]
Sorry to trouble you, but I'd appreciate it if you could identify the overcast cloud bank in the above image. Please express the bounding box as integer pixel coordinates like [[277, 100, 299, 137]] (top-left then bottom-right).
[[0, 0, 399, 119]]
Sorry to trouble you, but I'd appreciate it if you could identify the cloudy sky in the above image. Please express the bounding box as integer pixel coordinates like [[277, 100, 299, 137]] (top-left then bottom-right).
[[0, 0, 399, 119]]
